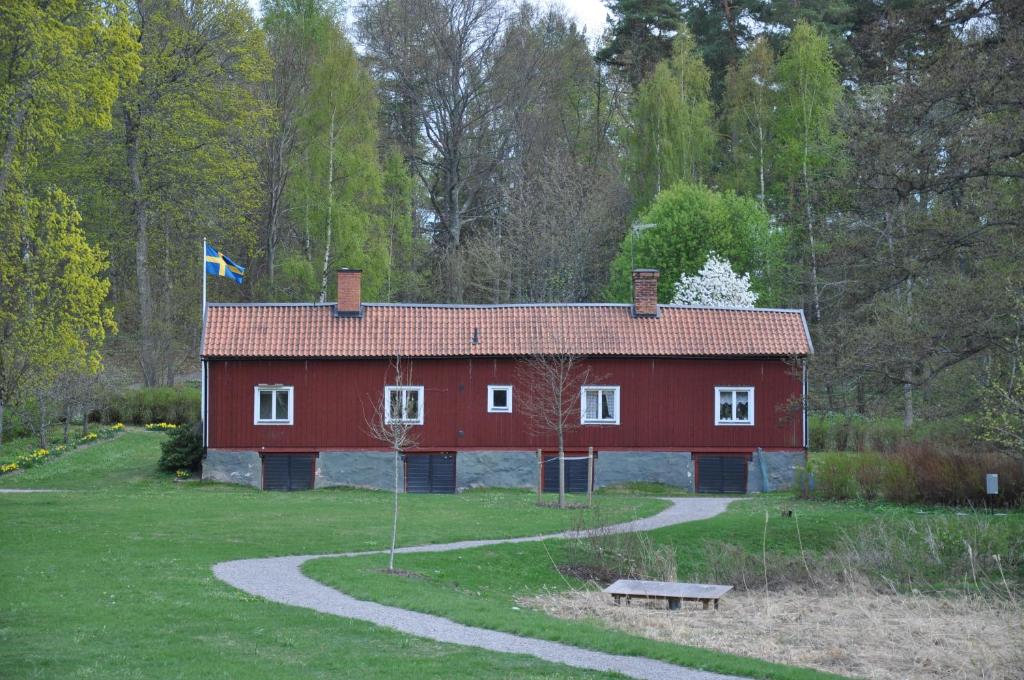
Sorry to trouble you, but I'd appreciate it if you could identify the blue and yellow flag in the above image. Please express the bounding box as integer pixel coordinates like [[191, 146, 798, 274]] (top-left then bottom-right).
[[205, 244, 245, 284]]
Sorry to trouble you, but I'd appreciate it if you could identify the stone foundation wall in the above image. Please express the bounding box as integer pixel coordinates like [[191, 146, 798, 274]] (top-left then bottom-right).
[[202, 450, 262, 488], [747, 450, 806, 493], [456, 451, 536, 490], [595, 452, 693, 492], [316, 451, 403, 490]]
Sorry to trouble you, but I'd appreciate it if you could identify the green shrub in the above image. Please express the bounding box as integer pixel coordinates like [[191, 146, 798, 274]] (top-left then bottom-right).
[[157, 423, 203, 472], [106, 386, 199, 425]]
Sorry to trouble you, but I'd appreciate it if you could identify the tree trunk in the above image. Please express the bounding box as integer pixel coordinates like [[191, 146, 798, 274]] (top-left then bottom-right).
[[318, 106, 337, 303], [0, 399, 5, 445], [63, 402, 71, 445], [558, 447, 565, 509], [125, 109, 157, 386], [388, 448, 400, 571], [802, 156, 822, 323], [37, 394, 47, 450], [0, 105, 27, 202], [903, 370, 914, 431]]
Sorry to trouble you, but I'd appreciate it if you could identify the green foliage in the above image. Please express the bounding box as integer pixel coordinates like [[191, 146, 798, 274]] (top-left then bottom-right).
[[157, 422, 203, 471], [0, 0, 140, 195], [798, 448, 1024, 507], [978, 355, 1024, 456], [606, 182, 777, 303], [280, 6, 394, 302], [721, 38, 776, 202], [0, 189, 115, 440], [105, 386, 199, 425], [771, 21, 843, 190], [626, 30, 716, 212]]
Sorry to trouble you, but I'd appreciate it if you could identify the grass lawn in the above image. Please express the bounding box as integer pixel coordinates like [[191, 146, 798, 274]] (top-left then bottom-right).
[[305, 496, 1024, 680], [0, 431, 667, 679]]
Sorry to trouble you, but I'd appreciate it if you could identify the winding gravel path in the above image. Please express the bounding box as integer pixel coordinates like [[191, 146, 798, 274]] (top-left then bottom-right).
[[214, 497, 739, 680]]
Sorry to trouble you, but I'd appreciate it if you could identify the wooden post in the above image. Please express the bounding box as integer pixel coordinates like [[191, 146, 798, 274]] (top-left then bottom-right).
[[558, 448, 565, 508], [536, 449, 542, 505], [587, 446, 594, 507]]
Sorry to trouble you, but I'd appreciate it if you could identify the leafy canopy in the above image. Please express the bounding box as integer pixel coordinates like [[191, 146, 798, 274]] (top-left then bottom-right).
[[607, 182, 777, 304]]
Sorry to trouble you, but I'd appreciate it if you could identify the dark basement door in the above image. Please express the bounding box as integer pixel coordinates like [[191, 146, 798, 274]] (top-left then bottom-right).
[[405, 453, 456, 493], [696, 455, 748, 494], [262, 454, 316, 491], [542, 455, 591, 493]]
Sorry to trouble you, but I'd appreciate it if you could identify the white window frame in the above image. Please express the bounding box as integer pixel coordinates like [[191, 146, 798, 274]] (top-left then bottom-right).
[[385, 385, 424, 425], [487, 385, 513, 413], [253, 385, 294, 425], [715, 386, 755, 426], [580, 385, 620, 425]]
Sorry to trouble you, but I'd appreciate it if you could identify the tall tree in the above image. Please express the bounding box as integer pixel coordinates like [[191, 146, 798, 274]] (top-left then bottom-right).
[[721, 37, 776, 204], [358, 0, 508, 301], [111, 0, 269, 385], [287, 19, 390, 302], [773, 21, 843, 323], [597, 0, 683, 88], [626, 29, 716, 212], [0, 0, 139, 201], [257, 0, 333, 290], [0, 190, 115, 443], [814, 1, 1024, 426]]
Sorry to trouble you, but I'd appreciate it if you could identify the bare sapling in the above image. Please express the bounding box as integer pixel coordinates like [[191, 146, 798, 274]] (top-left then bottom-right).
[[518, 351, 592, 508], [365, 356, 420, 571]]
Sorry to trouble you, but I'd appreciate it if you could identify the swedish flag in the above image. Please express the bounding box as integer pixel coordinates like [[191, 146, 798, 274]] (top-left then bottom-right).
[[205, 244, 245, 284]]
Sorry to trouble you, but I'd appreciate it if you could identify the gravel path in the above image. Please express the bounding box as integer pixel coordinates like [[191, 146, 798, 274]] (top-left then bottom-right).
[[214, 497, 739, 680]]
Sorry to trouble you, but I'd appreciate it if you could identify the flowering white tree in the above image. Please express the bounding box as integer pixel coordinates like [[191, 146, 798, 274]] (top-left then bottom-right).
[[671, 253, 758, 307]]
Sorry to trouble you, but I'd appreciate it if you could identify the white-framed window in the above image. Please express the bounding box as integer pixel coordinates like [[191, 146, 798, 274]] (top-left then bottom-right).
[[254, 385, 294, 425], [487, 385, 512, 413], [715, 386, 754, 425], [581, 385, 620, 425], [385, 386, 424, 425]]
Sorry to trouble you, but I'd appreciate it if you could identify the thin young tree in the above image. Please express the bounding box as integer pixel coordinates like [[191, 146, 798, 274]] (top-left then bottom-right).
[[365, 356, 420, 571], [517, 351, 592, 508]]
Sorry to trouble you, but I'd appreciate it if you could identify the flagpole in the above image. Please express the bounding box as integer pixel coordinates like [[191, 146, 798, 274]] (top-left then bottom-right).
[[201, 237, 207, 448]]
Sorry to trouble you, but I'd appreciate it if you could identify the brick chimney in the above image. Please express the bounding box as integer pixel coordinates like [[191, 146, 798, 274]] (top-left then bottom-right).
[[336, 268, 362, 317], [632, 269, 660, 317]]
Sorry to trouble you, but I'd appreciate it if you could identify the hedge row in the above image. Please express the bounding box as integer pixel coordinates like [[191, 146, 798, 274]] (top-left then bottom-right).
[[102, 387, 199, 426]]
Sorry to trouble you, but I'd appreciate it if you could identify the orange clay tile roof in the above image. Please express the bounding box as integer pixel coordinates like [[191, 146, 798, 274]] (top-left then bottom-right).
[[201, 303, 812, 359]]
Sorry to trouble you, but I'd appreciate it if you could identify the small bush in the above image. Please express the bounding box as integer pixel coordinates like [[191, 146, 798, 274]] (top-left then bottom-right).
[[158, 423, 203, 472], [560, 510, 678, 584], [106, 386, 199, 425]]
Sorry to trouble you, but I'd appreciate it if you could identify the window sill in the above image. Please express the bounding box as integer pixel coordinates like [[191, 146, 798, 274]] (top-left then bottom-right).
[[714, 421, 754, 427], [582, 420, 620, 426], [255, 420, 293, 426]]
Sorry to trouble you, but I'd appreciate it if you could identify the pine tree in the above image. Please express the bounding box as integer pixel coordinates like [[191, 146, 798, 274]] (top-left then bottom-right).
[[596, 0, 683, 88]]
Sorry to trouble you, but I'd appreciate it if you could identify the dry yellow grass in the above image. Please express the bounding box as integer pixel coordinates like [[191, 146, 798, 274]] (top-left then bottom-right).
[[521, 587, 1024, 679]]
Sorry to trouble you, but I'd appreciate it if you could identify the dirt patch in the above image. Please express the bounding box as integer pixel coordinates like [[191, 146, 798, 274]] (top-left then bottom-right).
[[520, 587, 1024, 679], [377, 568, 424, 579]]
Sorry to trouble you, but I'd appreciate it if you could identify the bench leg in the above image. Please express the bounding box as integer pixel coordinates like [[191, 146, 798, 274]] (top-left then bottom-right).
[[702, 599, 709, 610], [668, 598, 680, 611], [714, 599, 720, 611]]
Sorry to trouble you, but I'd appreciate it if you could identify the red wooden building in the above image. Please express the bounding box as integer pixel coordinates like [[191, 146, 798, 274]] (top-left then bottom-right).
[[200, 269, 812, 492]]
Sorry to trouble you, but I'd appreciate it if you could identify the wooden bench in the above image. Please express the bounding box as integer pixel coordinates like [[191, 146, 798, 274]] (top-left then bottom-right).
[[603, 579, 732, 611]]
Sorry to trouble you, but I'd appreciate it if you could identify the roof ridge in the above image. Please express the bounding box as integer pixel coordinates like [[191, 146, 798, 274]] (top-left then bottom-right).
[[205, 301, 806, 314]]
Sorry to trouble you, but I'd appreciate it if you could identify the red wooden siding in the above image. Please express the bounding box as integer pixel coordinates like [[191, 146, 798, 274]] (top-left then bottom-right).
[[206, 357, 804, 452]]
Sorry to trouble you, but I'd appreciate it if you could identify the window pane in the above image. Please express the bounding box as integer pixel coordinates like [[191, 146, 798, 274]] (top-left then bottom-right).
[[405, 390, 419, 420], [719, 391, 733, 421], [585, 391, 598, 420], [600, 390, 614, 420], [389, 390, 402, 421], [735, 391, 749, 421], [259, 391, 273, 420], [275, 390, 289, 420], [492, 389, 507, 409]]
